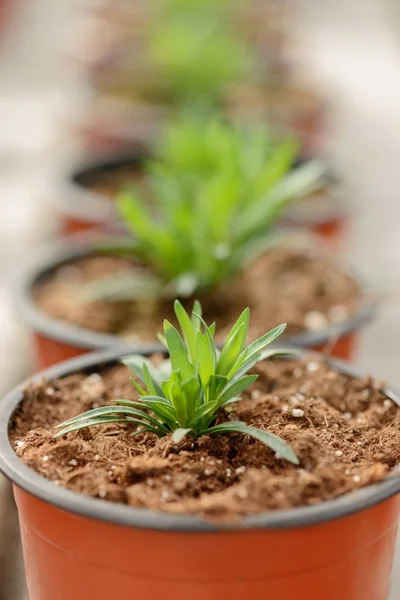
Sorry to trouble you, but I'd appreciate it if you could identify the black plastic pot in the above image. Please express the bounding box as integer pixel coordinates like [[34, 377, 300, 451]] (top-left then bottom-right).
[[53, 149, 149, 235], [14, 236, 376, 370], [0, 347, 399, 600]]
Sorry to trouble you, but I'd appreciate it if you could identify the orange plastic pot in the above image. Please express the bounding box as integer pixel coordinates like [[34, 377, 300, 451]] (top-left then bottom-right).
[[14, 237, 376, 370], [312, 216, 346, 248], [53, 150, 148, 235], [282, 211, 347, 252], [0, 349, 399, 600], [33, 333, 90, 371]]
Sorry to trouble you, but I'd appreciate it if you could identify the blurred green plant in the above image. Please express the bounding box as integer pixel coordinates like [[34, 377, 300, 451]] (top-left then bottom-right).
[[144, 0, 256, 112], [55, 300, 299, 465], [88, 119, 324, 302]]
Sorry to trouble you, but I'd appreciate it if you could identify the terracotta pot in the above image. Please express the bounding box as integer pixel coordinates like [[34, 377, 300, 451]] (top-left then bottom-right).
[[53, 150, 148, 235], [0, 348, 399, 600], [14, 237, 376, 369]]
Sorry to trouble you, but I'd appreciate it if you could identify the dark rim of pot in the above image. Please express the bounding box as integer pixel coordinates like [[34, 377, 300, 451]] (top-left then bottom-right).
[[13, 236, 377, 353], [53, 149, 150, 224], [0, 346, 399, 532]]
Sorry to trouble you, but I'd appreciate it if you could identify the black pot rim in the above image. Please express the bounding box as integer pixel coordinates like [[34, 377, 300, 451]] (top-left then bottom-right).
[[0, 345, 399, 533], [52, 149, 149, 224], [13, 235, 377, 353]]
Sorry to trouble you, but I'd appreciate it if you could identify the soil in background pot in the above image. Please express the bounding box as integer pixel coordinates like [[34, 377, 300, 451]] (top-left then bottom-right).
[[10, 356, 400, 520], [33, 247, 363, 343], [74, 162, 147, 201]]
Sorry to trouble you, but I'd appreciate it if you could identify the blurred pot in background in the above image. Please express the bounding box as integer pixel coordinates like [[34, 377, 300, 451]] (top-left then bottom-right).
[[71, 96, 167, 154], [51, 149, 149, 235], [14, 235, 375, 370], [56, 118, 341, 247], [280, 159, 350, 250], [16, 121, 371, 369]]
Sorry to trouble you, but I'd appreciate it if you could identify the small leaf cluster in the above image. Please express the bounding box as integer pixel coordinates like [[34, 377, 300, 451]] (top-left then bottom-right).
[[55, 301, 299, 465], [92, 119, 324, 300], [146, 0, 254, 111]]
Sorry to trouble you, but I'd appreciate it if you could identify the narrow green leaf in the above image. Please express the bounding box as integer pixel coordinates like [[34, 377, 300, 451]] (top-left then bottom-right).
[[252, 139, 299, 197], [221, 396, 241, 406], [174, 300, 197, 362], [233, 160, 326, 244], [192, 313, 217, 366], [54, 405, 169, 433], [122, 356, 166, 393], [157, 332, 168, 348], [196, 331, 215, 389], [164, 320, 194, 380], [207, 374, 228, 401], [205, 421, 299, 464], [192, 301, 202, 333], [244, 323, 287, 361], [116, 190, 155, 240], [231, 348, 298, 383], [54, 416, 129, 437], [129, 377, 148, 397], [112, 398, 177, 429], [216, 374, 258, 407], [163, 372, 187, 426], [188, 401, 219, 428], [180, 375, 203, 416], [142, 363, 160, 397], [216, 323, 246, 376], [55, 416, 166, 438], [172, 428, 193, 444], [223, 308, 250, 349], [122, 395, 173, 407]]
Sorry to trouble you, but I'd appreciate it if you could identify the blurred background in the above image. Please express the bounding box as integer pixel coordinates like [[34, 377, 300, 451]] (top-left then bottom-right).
[[1, 0, 400, 597]]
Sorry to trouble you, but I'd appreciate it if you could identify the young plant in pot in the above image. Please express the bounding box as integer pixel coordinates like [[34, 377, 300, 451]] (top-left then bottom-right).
[[56, 118, 349, 252], [1, 303, 399, 600], [17, 120, 374, 369], [132, 0, 256, 113], [156, 118, 349, 248], [78, 0, 266, 157]]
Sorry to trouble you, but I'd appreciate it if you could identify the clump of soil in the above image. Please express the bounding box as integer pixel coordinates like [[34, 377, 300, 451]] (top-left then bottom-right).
[[34, 246, 363, 342], [11, 357, 399, 520], [76, 163, 145, 200]]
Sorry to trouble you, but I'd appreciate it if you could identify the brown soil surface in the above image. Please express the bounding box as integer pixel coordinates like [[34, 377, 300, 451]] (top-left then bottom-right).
[[10, 357, 399, 520], [33, 247, 363, 342], [78, 164, 145, 200]]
